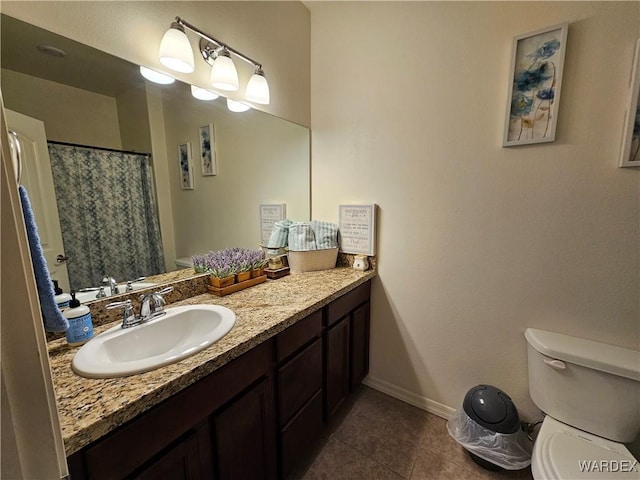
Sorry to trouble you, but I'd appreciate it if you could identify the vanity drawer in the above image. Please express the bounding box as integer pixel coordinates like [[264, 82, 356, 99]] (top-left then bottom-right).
[[326, 281, 371, 328], [277, 338, 322, 426], [276, 309, 322, 362]]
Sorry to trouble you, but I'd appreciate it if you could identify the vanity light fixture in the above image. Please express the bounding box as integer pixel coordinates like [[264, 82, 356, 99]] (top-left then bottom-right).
[[191, 85, 220, 101], [226, 99, 251, 113], [158, 16, 270, 105], [245, 66, 270, 105], [210, 47, 239, 91], [139, 66, 175, 85], [158, 22, 195, 73]]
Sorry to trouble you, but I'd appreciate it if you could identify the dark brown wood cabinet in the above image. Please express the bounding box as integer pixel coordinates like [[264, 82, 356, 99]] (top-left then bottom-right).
[[324, 281, 371, 422], [213, 378, 276, 480], [133, 423, 213, 480], [67, 280, 371, 480], [349, 302, 370, 391], [325, 316, 350, 419], [275, 310, 323, 479]]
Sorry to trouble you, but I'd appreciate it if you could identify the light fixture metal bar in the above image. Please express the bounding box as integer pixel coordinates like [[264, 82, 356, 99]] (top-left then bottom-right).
[[175, 16, 262, 69]]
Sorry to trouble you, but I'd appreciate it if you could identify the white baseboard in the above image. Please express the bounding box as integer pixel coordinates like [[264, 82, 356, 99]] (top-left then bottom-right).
[[362, 375, 456, 420]]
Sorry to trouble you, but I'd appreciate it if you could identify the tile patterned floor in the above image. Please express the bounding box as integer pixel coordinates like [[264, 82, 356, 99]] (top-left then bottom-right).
[[303, 386, 533, 480]]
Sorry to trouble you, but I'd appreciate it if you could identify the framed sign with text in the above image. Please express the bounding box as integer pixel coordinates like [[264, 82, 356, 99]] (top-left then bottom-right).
[[339, 204, 377, 256], [260, 204, 286, 245]]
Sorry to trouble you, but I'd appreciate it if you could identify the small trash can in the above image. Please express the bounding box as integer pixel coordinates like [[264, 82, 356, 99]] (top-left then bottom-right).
[[447, 385, 532, 471]]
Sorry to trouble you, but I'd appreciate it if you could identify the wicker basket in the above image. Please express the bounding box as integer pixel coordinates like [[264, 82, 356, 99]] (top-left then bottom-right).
[[288, 248, 338, 273]]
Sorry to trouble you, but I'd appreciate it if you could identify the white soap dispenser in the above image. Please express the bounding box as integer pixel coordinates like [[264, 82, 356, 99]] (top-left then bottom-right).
[[53, 280, 71, 310], [64, 292, 94, 346]]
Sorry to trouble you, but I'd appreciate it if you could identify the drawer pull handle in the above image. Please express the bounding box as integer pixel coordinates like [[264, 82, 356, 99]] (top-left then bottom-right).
[[544, 358, 566, 370]]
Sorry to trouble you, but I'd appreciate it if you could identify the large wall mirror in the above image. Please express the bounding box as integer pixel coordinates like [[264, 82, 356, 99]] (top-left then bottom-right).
[[1, 14, 310, 300]]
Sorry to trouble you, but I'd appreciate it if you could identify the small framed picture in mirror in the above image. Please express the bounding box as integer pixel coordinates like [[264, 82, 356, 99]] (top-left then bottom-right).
[[200, 123, 217, 176], [619, 39, 640, 167], [178, 142, 194, 190]]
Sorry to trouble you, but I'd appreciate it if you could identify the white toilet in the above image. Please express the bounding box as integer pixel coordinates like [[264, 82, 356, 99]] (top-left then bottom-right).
[[525, 328, 640, 480], [175, 257, 193, 269]]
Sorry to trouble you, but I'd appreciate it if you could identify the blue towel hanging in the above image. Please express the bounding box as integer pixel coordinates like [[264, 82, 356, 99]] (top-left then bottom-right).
[[18, 185, 69, 333]]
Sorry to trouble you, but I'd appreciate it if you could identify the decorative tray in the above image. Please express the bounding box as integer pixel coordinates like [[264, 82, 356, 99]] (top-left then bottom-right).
[[207, 275, 267, 296]]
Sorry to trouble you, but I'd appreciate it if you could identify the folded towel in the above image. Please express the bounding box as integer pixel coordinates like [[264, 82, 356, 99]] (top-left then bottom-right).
[[267, 219, 292, 248], [19, 186, 69, 333], [288, 222, 317, 251], [310, 221, 339, 249]]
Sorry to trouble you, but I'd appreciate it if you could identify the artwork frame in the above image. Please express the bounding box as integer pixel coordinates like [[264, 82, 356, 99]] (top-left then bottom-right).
[[503, 22, 568, 147], [619, 39, 640, 167], [338, 204, 377, 256], [259, 203, 287, 245], [178, 142, 194, 190], [199, 123, 217, 176]]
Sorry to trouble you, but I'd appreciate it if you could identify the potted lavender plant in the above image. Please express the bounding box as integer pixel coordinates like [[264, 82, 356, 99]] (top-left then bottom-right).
[[250, 250, 268, 278], [204, 250, 236, 288]]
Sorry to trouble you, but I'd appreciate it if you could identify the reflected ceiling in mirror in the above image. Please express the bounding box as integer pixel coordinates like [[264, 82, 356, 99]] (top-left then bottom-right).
[[1, 14, 311, 300]]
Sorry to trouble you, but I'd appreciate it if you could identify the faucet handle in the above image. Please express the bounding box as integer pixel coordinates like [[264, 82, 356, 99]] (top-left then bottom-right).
[[125, 277, 146, 292], [106, 300, 140, 328]]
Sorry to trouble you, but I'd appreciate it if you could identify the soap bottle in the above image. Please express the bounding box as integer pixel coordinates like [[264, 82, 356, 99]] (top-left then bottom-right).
[[64, 292, 94, 346], [53, 280, 71, 310]]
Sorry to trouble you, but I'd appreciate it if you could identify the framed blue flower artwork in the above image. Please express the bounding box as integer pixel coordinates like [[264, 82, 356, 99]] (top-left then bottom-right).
[[503, 23, 568, 147], [199, 123, 217, 176], [619, 39, 640, 167], [178, 142, 194, 190]]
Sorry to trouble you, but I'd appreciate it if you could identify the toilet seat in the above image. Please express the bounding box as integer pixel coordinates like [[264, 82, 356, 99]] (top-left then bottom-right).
[[532, 416, 639, 480]]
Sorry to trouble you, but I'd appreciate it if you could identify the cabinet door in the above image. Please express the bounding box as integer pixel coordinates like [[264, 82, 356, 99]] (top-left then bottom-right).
[[278, 338, 322, 426], [213, 378, 276, 480], [325, 316, 349, 420], [350, 302, 370, 391], [133, 423, 212, 480], [280, 390, 324, 480]]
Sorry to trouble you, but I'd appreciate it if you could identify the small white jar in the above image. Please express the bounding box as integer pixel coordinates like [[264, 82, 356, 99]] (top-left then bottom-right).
[[352, 255, 369, 271]]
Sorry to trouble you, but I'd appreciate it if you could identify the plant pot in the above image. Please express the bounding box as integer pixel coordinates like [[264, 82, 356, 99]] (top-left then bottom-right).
[[236, 271, 251, 283], [250, 267, 265, 278], [209, 275, 235, 288]]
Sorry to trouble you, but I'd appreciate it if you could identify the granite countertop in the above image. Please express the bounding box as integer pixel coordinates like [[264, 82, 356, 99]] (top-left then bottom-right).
[[48, 267, 376, 456]]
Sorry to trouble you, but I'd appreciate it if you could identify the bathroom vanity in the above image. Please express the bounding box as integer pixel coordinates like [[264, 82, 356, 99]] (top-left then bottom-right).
[[48, 268, 374, 479]]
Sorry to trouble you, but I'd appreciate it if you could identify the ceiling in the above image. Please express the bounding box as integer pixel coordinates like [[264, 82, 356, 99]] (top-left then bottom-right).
[[1, 14, 144, 97]]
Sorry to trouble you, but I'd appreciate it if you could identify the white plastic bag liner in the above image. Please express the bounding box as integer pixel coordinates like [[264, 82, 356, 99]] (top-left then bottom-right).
[[447, 409, 532, 470]]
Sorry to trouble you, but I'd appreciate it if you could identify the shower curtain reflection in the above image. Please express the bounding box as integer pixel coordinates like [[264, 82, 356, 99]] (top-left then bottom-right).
[[47, 143, 165, 291]]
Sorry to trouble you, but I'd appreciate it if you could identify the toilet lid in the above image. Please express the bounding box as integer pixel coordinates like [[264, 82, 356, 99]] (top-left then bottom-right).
[[540, 431, 639, 479]]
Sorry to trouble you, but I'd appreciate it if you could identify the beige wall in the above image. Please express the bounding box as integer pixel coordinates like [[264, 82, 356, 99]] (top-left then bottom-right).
[[116, 87, 152, 153], [1, 1, 311, 128], [161, 84, 310, 258], [310, 1, 640, 419], [1, 69, 122, 148]]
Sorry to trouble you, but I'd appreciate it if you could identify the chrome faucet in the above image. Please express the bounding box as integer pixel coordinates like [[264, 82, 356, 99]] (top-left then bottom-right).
[[139, 286, 174, 321], [106, 286, 174, 329], [102, 275, 119, 295]]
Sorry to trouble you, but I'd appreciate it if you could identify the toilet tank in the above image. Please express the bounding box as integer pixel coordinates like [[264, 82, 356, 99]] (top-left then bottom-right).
[[525, 328, 640, 443]]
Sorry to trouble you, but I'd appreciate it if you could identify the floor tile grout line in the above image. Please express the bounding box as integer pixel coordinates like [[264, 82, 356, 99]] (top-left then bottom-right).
[[333, 436, 412, 479]]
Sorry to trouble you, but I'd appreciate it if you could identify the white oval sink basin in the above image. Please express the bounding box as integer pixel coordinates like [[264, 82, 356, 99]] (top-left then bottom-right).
[[72, 305, 236, 378]]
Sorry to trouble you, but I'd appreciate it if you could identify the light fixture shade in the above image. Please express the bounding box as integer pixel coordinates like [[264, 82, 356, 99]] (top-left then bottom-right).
[[191, 85, 220, 101], [245, 70, 270, 105], [211, 51, 239, 91], [159, 24, 195, 73], [226, 98, 251, 113], [139, 66, 175, 85]]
